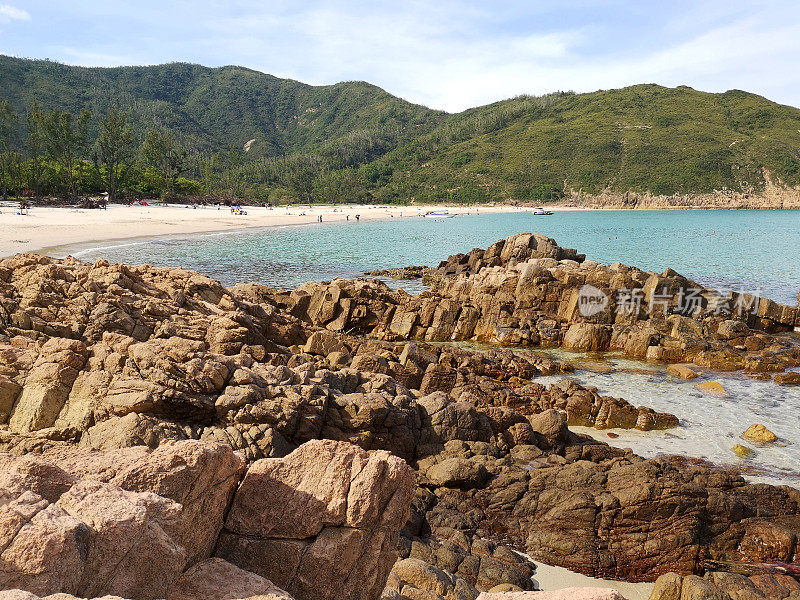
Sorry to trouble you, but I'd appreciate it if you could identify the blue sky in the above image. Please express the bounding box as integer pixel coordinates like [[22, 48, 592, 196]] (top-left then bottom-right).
[[1, 0, 800, 111]]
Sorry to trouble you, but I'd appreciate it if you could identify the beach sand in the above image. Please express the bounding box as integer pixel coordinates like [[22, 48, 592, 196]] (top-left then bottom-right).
[[533, 562, 654, 600], [0, 201, 584, 258]]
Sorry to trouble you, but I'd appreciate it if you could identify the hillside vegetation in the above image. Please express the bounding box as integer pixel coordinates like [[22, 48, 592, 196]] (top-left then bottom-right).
[[1, 55, 799, 203]]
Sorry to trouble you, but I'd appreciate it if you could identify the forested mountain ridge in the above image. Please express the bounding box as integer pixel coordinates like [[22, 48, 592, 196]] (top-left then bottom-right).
[[0, 56, 442, 156], [1, 55, 799, 204]]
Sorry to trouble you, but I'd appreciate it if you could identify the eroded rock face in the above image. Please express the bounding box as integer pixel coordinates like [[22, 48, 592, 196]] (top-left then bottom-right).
[[275, 234, 800, 375], [0, 441, 244, 600], [1, 250, 800, 597], [216, 439, 416, 600], [403, 438, 800, 584], [0, 438, 416, 600]]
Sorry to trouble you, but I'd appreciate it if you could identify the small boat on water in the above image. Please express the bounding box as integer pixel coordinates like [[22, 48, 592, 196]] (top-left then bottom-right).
[[423, 210, 450, 218], [532, 207, 554, 215]]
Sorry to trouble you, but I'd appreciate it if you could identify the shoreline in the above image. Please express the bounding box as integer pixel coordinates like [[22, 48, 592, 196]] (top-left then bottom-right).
[[0, 202, 587, 258], [4, 201, 800, 259]]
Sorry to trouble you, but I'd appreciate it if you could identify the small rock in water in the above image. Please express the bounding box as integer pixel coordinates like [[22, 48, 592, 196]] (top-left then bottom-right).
[[743, 423, 778, 443], [732, 444, 755, 458], [774, 372, 800, 385], [695, 381, 729, 396], [748, 372, 773, 381], [667, 364, 699, 380], [576, 360, 615, 374]]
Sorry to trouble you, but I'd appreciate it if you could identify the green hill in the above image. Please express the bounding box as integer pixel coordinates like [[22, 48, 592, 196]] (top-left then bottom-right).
[[386, 85, 800, 202], [0, 56, 441, 157], [1, 56, 799, 202]]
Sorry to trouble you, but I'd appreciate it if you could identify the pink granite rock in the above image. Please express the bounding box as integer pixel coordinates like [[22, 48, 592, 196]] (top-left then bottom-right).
[[166, 557, 293, 600], [217, 439, 416, 600]]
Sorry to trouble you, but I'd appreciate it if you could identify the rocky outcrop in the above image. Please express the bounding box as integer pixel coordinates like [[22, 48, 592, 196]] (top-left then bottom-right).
[[0, 439, 413, 600], [1, 249, 799, 598], [216, 439, 415, 600], [567, 182, 800, 211], [649, 570, 800, 600], [275, 234, 800, 377], [403, 438, 800, 584], [0, 253, 677, 463]]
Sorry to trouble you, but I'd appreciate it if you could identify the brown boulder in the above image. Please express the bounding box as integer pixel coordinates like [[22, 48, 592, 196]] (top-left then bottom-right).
[[666, 364, 698, 380], [563, 324, 612, 352], [742, 424, 778, 444], [426, 458, 490, 490], [303, 331, 347, 356], [216, 439, 416, 600], [649, 572, 682, 600], [167, 558, 293, 600], [774, 372, 800, 386]]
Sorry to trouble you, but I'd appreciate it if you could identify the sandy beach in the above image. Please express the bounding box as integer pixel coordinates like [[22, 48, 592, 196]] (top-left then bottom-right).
[[533, 562, 653, 600], [0, 201, 584, 258]]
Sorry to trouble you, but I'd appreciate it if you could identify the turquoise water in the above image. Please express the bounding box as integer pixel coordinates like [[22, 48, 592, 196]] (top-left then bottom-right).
[[55, 208, 800, 486], [61, 209, 800, 304]]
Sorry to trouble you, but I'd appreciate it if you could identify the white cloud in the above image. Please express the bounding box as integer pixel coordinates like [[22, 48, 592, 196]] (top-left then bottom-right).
[[0, 4, 30, 23], [7, 0, 800, 111], [203, 2, 587, 110]]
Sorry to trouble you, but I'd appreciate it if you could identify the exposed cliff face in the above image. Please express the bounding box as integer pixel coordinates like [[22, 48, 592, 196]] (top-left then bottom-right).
[[1, 244, 799, 599], [565, 173, 800, 209]]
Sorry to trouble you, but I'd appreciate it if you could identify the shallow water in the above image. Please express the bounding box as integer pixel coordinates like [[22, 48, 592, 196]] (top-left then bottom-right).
[[60, 209, 800, 303], [54, 209, 800, 486], [535, 350, 800, 487]]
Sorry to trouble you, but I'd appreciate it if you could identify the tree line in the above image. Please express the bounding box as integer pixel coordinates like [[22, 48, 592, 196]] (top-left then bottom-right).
[[0, 100, 213, 203], [0, 95, 564, 206], [0, 99, 421, 206]]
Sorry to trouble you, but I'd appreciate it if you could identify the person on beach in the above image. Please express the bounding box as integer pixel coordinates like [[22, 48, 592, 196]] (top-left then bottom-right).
[[355, 214, 360, 221]]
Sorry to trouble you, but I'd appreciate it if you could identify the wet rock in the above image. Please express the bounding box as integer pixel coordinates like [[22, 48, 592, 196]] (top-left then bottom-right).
[[667, 364, 699, 380], [774, 372, 800, 386], [695, 381, 729, 396], [732, 444, 755, 458], [563, 324, 612, 352], [742, 424, 778, 443]]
